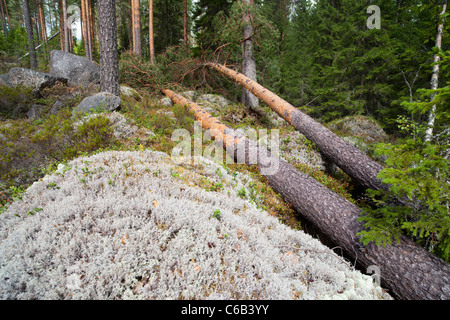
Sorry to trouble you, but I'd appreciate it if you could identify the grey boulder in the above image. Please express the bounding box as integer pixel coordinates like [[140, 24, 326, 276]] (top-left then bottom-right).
[[73, 92, 121, 115], [1, 67, 67, 92], [49, 50, 100, 88]]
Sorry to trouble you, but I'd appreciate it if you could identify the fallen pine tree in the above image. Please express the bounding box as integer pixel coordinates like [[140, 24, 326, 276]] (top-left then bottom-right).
[[205, 62, 387, 192], [162, 88, 450, 300]]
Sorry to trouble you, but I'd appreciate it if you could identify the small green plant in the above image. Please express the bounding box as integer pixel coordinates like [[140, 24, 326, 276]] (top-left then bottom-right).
[[46, 182, 60, 190], [237, 187, 247, 198], [212, 209, 222, 220], [27, 207, 43, 216], [170, 169, 180, 178], [209, 182, 223, 192]]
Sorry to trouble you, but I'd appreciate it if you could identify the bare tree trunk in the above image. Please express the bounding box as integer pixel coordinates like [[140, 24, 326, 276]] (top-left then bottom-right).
[[241, 0, 260, 112], [162, 88, 450, 300], [34, 12, 41, 44], [131, 0, 142, 56], [58, 0, 64, 50], [149, 0, 154, 64], [38, 0, 47, 43], [183, 0, 188, 46], [98, 0, 120, 96], [61, 0, 69, 52], [88, 0, 97, 58], [2, 0, 10, 32], [425, 1, 447, 142], [0, 0, 8, 36], [22, 0, 37, 69], [81, 0, 93, 60], [206, 62, 387, 192]]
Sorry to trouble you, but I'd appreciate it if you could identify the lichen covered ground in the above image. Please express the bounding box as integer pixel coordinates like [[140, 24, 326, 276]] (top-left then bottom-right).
[[0, 150, 391, 300]]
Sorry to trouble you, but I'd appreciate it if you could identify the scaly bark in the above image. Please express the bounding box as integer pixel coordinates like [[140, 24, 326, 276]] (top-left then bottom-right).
[[98, 0, 120, 96], [162, 88, 450, 300]]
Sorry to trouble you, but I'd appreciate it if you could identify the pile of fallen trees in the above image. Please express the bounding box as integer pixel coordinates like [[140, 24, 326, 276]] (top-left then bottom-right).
[[162, 65, 450, 300]]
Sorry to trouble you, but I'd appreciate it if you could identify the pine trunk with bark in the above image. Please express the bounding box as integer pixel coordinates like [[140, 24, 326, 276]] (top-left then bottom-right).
[[97, 0, 120, 96], [81, 0, 93, 61], [425, 1, 447, 142], [149, 0, 155, 64], [161, 88, 450, 300], [241, 0, 260, 112], [206, 62, 387, 192], [0, 0, 8, 36], [38, 0, 47, 43], [131, 0, 142, 56], [2, 0, 10, 33], [22, 0, 37, 69], [183, 0, 188, 46]]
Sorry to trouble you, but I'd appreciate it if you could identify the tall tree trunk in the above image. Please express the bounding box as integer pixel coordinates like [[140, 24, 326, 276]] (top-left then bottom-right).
[[131, 0, 142, 56], [183, 0, 188, 46], [206, 62, 387, 192], [241, 0, 260, 112], [81, 0, 93, 60], [97, 0, 120, 96], [425, 1, 447, 142], [162, 88, 450, 300], [0, 0, 8, 36], [149, 0, 154, 64], [127, 0, 133, 50], [88, 0, 97, 58], [22, 0, 37, 69], [61, 0, 70, 52], [2, 0, 10, 31], [34, 12, 41, 44], [38, 0, 47, 43], [58, 0, 64, 50]]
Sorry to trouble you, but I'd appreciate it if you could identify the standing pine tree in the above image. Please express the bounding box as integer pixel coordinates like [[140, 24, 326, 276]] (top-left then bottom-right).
[[21, 0, 37, 69], [241, 0, 259, 111], [97, 0, 120, 96]]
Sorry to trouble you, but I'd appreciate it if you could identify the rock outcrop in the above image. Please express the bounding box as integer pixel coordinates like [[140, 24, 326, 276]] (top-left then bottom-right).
[[73, 92, 121, 115], [0, 67, 67, 93], [49, 50, 100, 88]]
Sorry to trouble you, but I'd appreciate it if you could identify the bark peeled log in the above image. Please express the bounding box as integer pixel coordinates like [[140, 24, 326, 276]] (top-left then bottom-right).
[[162, 88, 450, 300], [206, 62, 387, 192]]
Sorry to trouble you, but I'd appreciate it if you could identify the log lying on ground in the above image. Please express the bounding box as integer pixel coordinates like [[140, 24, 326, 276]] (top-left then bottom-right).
[[162, 88, 450, 300], [205, 62, 387, 192]]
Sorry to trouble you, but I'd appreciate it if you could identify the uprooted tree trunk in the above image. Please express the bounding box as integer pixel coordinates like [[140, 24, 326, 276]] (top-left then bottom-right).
[[162, 88, 450, 300], [205, 62, 387, 192]]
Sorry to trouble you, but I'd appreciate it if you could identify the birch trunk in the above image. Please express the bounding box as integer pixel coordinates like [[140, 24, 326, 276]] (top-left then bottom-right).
[[425, 1, 447, 142]]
